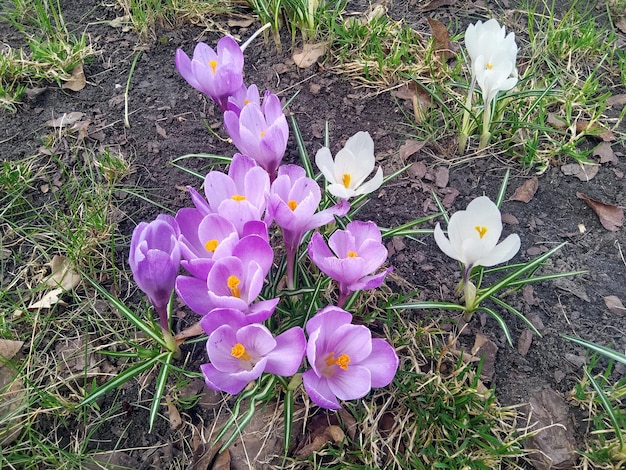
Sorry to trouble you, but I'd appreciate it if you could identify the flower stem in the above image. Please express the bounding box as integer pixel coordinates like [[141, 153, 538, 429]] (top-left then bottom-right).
[[162, 327, 182, 360], [286, 244, 296, 290], [458, 76, 476, 153], [478, 98, 493, 152]]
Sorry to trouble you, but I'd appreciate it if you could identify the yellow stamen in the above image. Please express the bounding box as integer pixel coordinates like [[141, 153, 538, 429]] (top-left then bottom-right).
[[231, 343, 251, 361], [227, 275, 241, 298], [205, 239, 219, 252], [485, 62, 493, 70], [260, 130, 266, 138], [325, 352, 351, 371], [342, 173, 351, 188], [288, 200, 298, 211], [475, 226, 488, 239], [335, 354, 350, 370], [209, 60, 218, 73], [347, 251, 358, 258], [231, 194, 246, 201], [243, 99, 250, 105]]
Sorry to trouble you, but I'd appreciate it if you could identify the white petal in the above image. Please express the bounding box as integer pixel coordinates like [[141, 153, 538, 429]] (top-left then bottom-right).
[[344, 131, 374, 159], [355, 167, 383, 195], [327, 183, 356, 199], [315, 147, 338, 184], [434, 223, 463, 263], [475, 233, 521, 267]]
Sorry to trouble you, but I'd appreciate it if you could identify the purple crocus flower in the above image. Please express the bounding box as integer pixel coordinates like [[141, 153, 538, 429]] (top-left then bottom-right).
[[302, 307, 398, 410], [175, 233, 277, 322], [223, 92, 288, 180], [201, 323, 306, 394], [203, 154, 270, 234], [175, 37, 244, 111], [267, 164, 349, 289], [308, 220, 391, 308], [226, 83, 261, 116], [175, 211, 238, 278], [128, 215, 180, 331]]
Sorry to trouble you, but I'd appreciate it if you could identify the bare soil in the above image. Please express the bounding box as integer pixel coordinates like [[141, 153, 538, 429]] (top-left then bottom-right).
[[1, 0, 625, 468]]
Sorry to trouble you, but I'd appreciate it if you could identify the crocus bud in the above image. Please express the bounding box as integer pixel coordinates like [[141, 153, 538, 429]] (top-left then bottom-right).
[[129, 214, 181, 330], [175, 37, 244, 111]]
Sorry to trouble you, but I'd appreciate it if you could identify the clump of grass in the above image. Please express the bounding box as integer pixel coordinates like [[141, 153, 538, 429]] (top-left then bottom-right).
[[322, 8, 431, 87], [0, 0, 96, 111], [115, 0, 234, 40]]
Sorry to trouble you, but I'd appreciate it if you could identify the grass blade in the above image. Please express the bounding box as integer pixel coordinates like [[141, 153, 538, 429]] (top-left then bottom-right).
[[81, 353, 165, 406], [84, 275, 169, 349], [149, 352, 173, 432], [562, 335, 626, 365], [480, 306, 513, 346], [584, 367, 623, 446]]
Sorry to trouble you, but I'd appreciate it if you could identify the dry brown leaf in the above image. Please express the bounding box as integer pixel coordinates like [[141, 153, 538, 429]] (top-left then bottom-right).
[[227, 17, 255, 28], [399, 139, 426, 160], [420, 0, 456, 11], [434, 166, 449, 188], [174, 320, 205, 344], [62, 63, 86, 91], [615, 17, 626, 34], [156, 123, 167, 138], [577, 192, 625, 231], [517, 329, 533, 356], [593, 142, 617, 164], [561, 163, 599, 181], [547, 113, 567, 130], [575, 120, 616, 141], [297, 425, 345, 457], [510, 177, 539, 203], [46, 255, 81, 290], [411, 82, 432, 123], [292, 43, 326, 68], [167, 400, 183, 430], [607, 94, 626, 107], [28, 288, 66, 310], [393, 83, 415, 101], [0, 340, 23, 362], [427, 18, 452, 61], [46, 112, 84, 128], [604, 295, 626, 315]]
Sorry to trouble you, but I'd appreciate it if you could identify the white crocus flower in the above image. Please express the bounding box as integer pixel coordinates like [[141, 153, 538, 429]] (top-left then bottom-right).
[[315, 131, 383, 199], [434, 196, 520, 269], [459, 19, 518, 152]]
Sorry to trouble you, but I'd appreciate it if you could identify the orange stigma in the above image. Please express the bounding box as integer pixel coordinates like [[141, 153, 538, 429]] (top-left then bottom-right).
[[342, 173, 351, 188], [288, 200, 298, 211], [347, 251, 358, 257], [227, 275, 241, 298], [325, 352, 351, 371], [231, 194, 246, 201], [475, 226, 488, 238], [231, 343, 251, 361], [209, 60, 218, 73], [205, 239, 219, 252]]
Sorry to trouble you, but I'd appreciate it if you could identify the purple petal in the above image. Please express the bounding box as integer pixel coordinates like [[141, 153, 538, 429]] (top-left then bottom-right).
[[199, 308, 249, 336], [330, 324, 372, 363], [302, 370, 341, 410], [175, 275, 212, 315], [327, 365, 371, 401], [200, 363, 252, 395], [246, 298, 279, 323], [358, 338, 399, 388], [304, 200, 350, 233], [348, 267, 392, 292], [188, 186, 212, 215], [305, 306, 352, 335], [237, 323, 276, 358], [265, 327, 306, 376]]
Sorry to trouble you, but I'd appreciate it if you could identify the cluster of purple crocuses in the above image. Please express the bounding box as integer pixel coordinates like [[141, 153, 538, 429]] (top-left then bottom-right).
[[128, 36, 398, 409]]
